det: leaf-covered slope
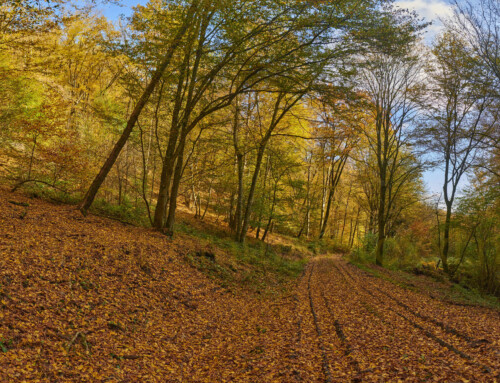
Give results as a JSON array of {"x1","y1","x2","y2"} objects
[
  {"x1": 0, "y1": 190, "x2": 301, "y2": 381},
  {"x1": 0, "y1": 189, "x2": 499, "y2": 382}
]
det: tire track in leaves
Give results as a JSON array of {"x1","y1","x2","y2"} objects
[
  {"x1": 337, "y1": 261, "x2": 472, "y2": 358},
  {"x1": 324, "y1": 258, "x2": 489, "y2": 380},
  {"x1": 287, "y1": 262, "x2": 334, "y2": 382},
  {"x1": 306, "y1": 264, "x2": 333, "y2": 382},
  {"x1": 304, "y1": 258, "x2": 367, "y2": 381},
  {"x1": 352, "y1": 264, "x2": 500, "y2": 340},
  {"x1": 341, "y1": 262, "x2": 473, "y2": 341},
  {"x1": 342, "y1": 263, "x2": 496, "y2": 353},
  {"x1": 363, "y1": 269, "x2": 500, "y2": 352},
  {"x1": 284, "y1": 277, "x2": 306, "y2": 381},
  {"x1": 317, "y1": 258, "x2": 437, "y2": 380},
  {"x1": 336, "y1": 259, "x2": 498, "y2": 376},
  {"x1": 318, "y1": 283, "x2": 364, "y2": 382}
]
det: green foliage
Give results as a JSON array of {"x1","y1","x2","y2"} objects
[
  {"x1": 350, "y1": 231, "x2": 424, "y2": 271},
  {"x1": 451, "y1": 180, "x2": 500, "y2": 296},
  {"x1": 176, "y1": 219, "x2": 306, "y2": 294},
  {"x1": 91, "y1": 197, "x2": 150, "y2": 227},
  {"x1": 19, "y1": 181, "x2": 80, "y2": 204},
  {"x1": 306, "y1": 238, "x2": 350, "y2": 256},
  {"x1": 350, "y1": 232, "x2": 377, "y2": 263},
  {"x1": 383, "y1": 236, "x2": 420, "y2": 270}
]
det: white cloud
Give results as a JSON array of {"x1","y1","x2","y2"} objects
[{"x1": 395, "y1": 0, "x2": 454, "y2": 43}]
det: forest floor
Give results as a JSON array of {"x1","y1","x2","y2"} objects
[{"x1": 1, "y1": 188, "x2": 499, "y2": 382}]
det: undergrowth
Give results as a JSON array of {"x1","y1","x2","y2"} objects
[
  {"x1": 15, "y1": 183, "x2": 308, "y2": 295},
  {"x1": 176, "y1": 220, "x2": 307, "y2": 295},
  {"x1": 349, "y1": 256, "x2": 500, "y2": 310}
]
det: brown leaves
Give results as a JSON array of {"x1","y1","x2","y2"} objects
[{"x1": 0, "y1": 188, "x2": 499, "y2": 382}]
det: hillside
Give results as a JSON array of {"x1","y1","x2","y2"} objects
[{"x1": 1, "y1": 189, "x2": 499, "y2": 382}]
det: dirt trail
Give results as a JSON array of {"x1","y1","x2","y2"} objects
[
  {"x1": 1, "y1": 193, "x2": 499, "y2": 382},
  {"x1": 291, "y1": 256, "x2": 500, "y2": 382}
]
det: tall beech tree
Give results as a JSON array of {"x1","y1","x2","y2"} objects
[
  {"x1": 425, "y1": 31, "x2": 497, "y2": 272},
  {"x1": 79, "y1": 0, "x2": 394, "y2": 236},
  {"x1": 79, "y1": 0, "x2": 199, "y2": 215},
  {"x1": 359, "y1": 51, "x2": 424, "y2": 266},
  {"x1": 152, "y1": 0, "x2": 381, "y2": 236}
]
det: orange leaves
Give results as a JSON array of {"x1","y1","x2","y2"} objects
[{"x1": 0, "y1": 188, "x2": 499, "y2": 382}]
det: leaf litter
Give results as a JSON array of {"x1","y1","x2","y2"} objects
[{"x1": 0, "y1": 189, "x2": 499, "y2": 382}]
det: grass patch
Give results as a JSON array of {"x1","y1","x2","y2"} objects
[
  {"x1": 176, "y1": 220, "x2": 307, "y2": 295},
  {"x1": 349, "y1": 258, "x2": 500, "y2": 310},
  {"x1": 20, "y1": 181, "x2": 81, "y2": 205},
  {"x1": 448, "y1": 284, "x2": 500, "y2": 310},
  {"x1": 91, "y1": 198, "x2": 150, "y2": 227}
]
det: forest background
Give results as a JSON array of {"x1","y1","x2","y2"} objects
[{"x1": 1, "y1": 0, "x2": 498, "y2": 296}]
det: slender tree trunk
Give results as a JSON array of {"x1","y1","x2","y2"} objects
[
  {"x1": 442, "y1": 202, "x2": 452, "y2": 273},
  {"x1": 164, "y1": 134, "x2": 187, "y2": 235},
  {"x1": 340, "y1": 184, "x2": 352, "y2": 243},
  {"x1": 319, "y1": 157, "x2": 347, "y2": 239},
  {"x1": 153, "y1": 56, "x2": 191, "y2": 228},
  {"x1": 262, "y1": 179, "x2": 278, "y2": 242},
  {"x1": 201, "y1": 182, "x2": 212, "y2": 220},
  {"x1": 375, "y1": 181, "x2": 386, "y2": 266},
  {"x1": 319, "y1": 156, "x2": 328, "y2": 232},
  {"x1": 255, "y1": 155, "x2": 270, "y2": 239},
  {"x1": 297, "y1": 160, "x2": 312, "y2": 238},
  {"x1": 238, "y1": 143, "x2": 267, "y2": 243},
  {"x1": 191, "y1": 164, "x2": 199, "y2": 217},
  {"x1": 306, "y1": 207, "x2": 310, "y2": 237},
  {"x1": 319, "y1": 178, "x2": 334, "y2": 239},
  {"x1": 262, "y1": 218, "x2": 273, "y2": 242},
  {"x1": 79, "y1": 2, "x2": 197, "y2": 215},
  {"x1": 349, "y1": 207, "x2": 360, "y2": 248},
  {"x1": 231, "y1": 103, "x2": 244, "y2": 235},
  {"x1": 153, "y1": 148, "x2": 177, "y2": 227},
  {"x1": 228, "y1": 192, "x2": 235, "y2": 228},
  {"x1": 234, "y1": 152, "x2": 244, "y2": 236},
  {"x1": 237, "y1": 91, "x2": 301, "y2": 242}
]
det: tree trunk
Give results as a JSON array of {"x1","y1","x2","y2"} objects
[
  {"x1": 234, "y1": 152, "x2": 244, "y2": 236},
  {"x1": 201, "y1": 181, "x2": 212, "y2": 220},
  {"x1": 79, "y1": 2, "x2": 197, "y2": 215},
  {"x1": 319, "y1": 157, "x2": 347, "y2": 239},
  {"x1": 319, "y1": 184, "x2": 334, "y2": 239},
  {"x1": 231, "y1": 102, "x2": 244, "y2": 235},
  {"x1": 441, "y1": 203, "x2": 452, "y2": 273},
  {"x1": 349, "y1": 208, "x2": 360, "y2": 248},
  {"x1": 255, "y1": 155, "x2": 270, "y2": 239},
  {"x1": 375, "y1": 148, "x2": 387, "y2": 266},
  {"x1": 153, "y1": 147, "x2": 178, "y2": 228},
  {"x1": 262, "y1": 179, "x2": 278, "y2": 242},
  {"x1": 164, "y1": 134, "x2": 187, "y2": 235},
  {"x1": 375, "y1": 192, "x2": 386, "y2": 266},
  {"x1": 340, "y1": 184, "x2": 352, "y2": 243},
  {"x1": 238, "y1": 144, "x2": 266, "y2": 243}
]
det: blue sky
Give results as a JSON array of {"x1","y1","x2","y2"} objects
[
  {"x1": 98, "y1": 0, "x2": 145, "y2": 20},
  {"x1": 99, "y1": 0, "x2": 455, "y2": 35},
  {"x1": 97, "y1": 0, "x2": 458, "y2": 198}
]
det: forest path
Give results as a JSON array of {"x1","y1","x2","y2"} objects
[
  {"x1": 289, "y1": 255, "x2": 500, "y2": 382},
  {"x1": 1, "y1": 191, "x2": 499, "y2": 382}
]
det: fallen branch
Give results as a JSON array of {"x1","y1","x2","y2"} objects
[
  {"x1": 8, "y1": 200, "x2": 29, "y2": 207},
  {"x1": 11, "y1": 179, "x2": 69, "y2": 194}
]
